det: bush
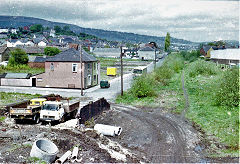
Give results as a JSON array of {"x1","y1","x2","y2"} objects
[
  {"x1": 215, "y1": 68, "x2": 239, "y2": 107},
  {"x1": 44, "y1": 47, "x2": 61, "y2": 56},
  {"x1": 163, "y1": 54, "x2": 184, "y2": 73},
  {"x1": 9, "y1": 48, "x2": 28, "y2": 66},
  {"x1": 154, "y1": 66, "x2": 174, "y2": 85},
  {"x1": 130, "y1": 75, "x2": 156, "y2": 98},
  {"x1": 188, "y1": 60, "x2": 220, "y2": 78},
  {"x1": 180, "y1": 50, "x2": 200, "y2": 62}
]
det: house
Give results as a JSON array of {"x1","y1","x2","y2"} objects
[
  {"x1": 33, "y1": 38, "x2": 48, "y2": 47},
  {"x1": 210, "y1": 49, "x2": 240, "y2": 66},
  {"x1": 50, "y1": 29, "x2": 56, "y2": 37},
  {"x1": 7, "y1": 39, "x2": 34, "y2": 47},
  {"x1": 0, "y1": 29, "x2": 9, "y2": 34},
  {"x1": 0, "y1": 46, "x2": 9, "y2": 62},
  {"x1": 138, "y1": 46, "x2": 158, "y2": 60},
  {"x1": 200, "y1": 45, "x2": 225, "y2": 58},
  {"x1": 36, "y1": 48, "x2": 100, "y2": 89},
  {"x1": 10, "y1": 29, "x2": 17, "y2": 34},
  {"x1": 0, "y1": 34, "x2": 7, "y2": 39}
]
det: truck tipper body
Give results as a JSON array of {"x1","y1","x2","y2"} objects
[
  {"x1": 40, "y1": 100, "x2": 80, "y2": 122},
  {"x1": 9, "y1": 98, "x2": 47, "y2": 123}
]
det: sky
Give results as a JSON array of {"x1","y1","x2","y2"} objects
[{"x1": 0, "y1": 0, "x2": 239, "y2": 42}]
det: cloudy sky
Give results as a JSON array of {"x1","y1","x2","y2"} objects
[{"x1": 0, "y1": 0, "x2": 239, "y2": 42}]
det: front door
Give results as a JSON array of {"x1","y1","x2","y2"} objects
[
  {"x1": 32, "y1": 78, "x2": 36, "y2": 87},
  {"x1": 88, "y1": 75, "x2": 91, "y2": 86}
]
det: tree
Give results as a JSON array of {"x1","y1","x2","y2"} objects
[
  {"x1": 54, "y1": 26, "x2": 62, "y2": 33},
  {"x1": 44, "y1": 47, "x2": 61, "y2": 56},
  {"x1": 63, "y1": 26, "x2": 70, "y2": 31},
  {"x1": 8, "y1": 48, "x2": 28, "y2": 66},
  {"x1": 164, "y1": 32, "x2": 171, "y2": 52},
  {"x1": 30, "y1": 24, "x2": 43, "y2": 33}
]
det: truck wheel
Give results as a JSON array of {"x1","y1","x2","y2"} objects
[
  {"x1": 33, "y1": 114, "x2": 40, "y2": 124},
  {"x1": 60, "y1": 116, "x2": 65, "y2": 123},
  {"x1": 15, "y1": 119, "x2": 20, "y2": 124}
]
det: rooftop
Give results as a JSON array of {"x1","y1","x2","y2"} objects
[
  {"x1": 210, "y1": 49, "x2": 240, "y2": 60},
  {"x1": 46, "y1": 48, "x2": 97, "y2": 62}
]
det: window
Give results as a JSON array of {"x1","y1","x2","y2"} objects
[
  {"x1": 93, "y1": 63, "x2": 96, "y2": 70},
  {"x1": 37, "y1": 78, "x2": 43, "y2": 82},
  {"x1": 94, "y1": 75, "x2": 96, "y2": 81},
  {"x1": 72, "y1": 63, "x2": 78, "y2": 72},
  {"x1": 50, "y1": 63, "x2": 54, "y2": 71},
  {"x1": 88, "y1": 63, "x2": 90, "y2": 69}
]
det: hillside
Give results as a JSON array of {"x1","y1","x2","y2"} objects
[{"x1": 0, "y1": 15, "x2": 195, "y2": 47}]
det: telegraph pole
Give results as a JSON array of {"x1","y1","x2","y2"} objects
[
  {"x1": 120, "y1": 46, "x2": 123, "y2": 96},
  {"x1": 80, "y1": 44, "x2": 83, "y2": 96},
  {"x1": 154, "y1": 47, "x2": 156, "y2": 69}
]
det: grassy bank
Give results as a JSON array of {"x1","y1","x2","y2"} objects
[
  {"x1": 0, "y1": 65, "x2": 44, "y2": 75},
  {"x1": 0, "y1": 92, "x2": 42, "y2": 106},
  {"x1": 116, "y1": 52, "x2": 239, "y2": 156}
]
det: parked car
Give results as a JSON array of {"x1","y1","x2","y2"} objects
[{"x1": 100, "y1": 80, "x2": 110, "y2": 88}]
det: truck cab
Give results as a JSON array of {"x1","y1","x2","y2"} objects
[
  {"x1": 40, "y1": 101, "x2": 65, "y2": 122},
  {"x1": 133, "y1": 66, "x2": 147, "y2": 78}
]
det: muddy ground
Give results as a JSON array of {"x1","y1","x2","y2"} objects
[{"x1": 0, "y1": 103, "x2": 239, "y2": 163}]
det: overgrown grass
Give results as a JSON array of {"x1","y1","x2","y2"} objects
[
  {"x1": 0, "y1": 65, "x2": 44, "y2": 75},
  {"x1": 116, "y1": 51, "x2": 239, "y2": 156},
  {"x1": 116, "y1": 53, "x2": 185, "y2": 109},
  {"x1": 0, "y1": 92, "x2": 42, "y2": 106},
  {"x1": 184, "y1": 62, "x2": 239, "y2": 154},
  {"x1": 187, "y1": 60, "x2": 220, "y2": 78}
]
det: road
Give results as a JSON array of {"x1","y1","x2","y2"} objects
[{"x1": 0, "y1": 56, "x2": 166, "y2": 100}]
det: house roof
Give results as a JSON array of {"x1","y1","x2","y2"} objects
[
  {"x1": 210, "y1": 49, "x2": 240, "y2": 60},
  {"x1": 139, "y1": 46, "x2": 154, "y2": 51},
  {"x1": 8, "y1": 47, "x2": 45, "y2": 54},
  {"x1": 0, "y1": 73, "x2": 7, "y2": 78},
  {"x1": 46, "y1": 48, "x2": 97, "y2": 62},
  {"x1": 0, "y1": 46, "x2": 7, "y2": 53},
  {"x1": 34, "y1": 56, "x2": 48, "y2": 62},
  {"x1": 5, "y1": 73, "x2": 32, "y2": 79}
]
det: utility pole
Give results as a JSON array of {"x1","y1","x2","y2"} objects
[
  {"x1": 80, "y1": 44, "x2": 83, "y2": 96},
  {"x1": 120, "y1": 46, "x2": 123, "y2": 96},
  {"x1": 154, "y1": 47, "x2": 156, "y2": 69}
]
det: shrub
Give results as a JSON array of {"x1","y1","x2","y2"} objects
[
  {"x1": 130, "y1": 75, "x2": 156, "y2": 98},
  {"x1": 163, "y1": 54, "x2": 184, "y2": 73},
  {"x1": 188, "y1": 60, "x2": 220, "y2": 78},
  {"x1": 215, "y1": 68, "x2": 239, "y2": 107},
  {"x1": 44, "y1": 47, "x2": 61, "y2": 56},
  {"x1": 180, "y1": 50, "x2": 200, "y2": 62},
  {"x1": 154, "y1": 66, "x2": 174, "y2": 85},
  {"x1": 9, "y1": 48, "x2": 28, "y2": 66}
]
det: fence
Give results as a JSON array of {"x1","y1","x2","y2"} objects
[{"x1": 79, "y1": 98, "x2": 110, "y2": 124}]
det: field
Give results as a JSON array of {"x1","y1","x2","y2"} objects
[{"x1": 97, "y1": 57, "x2": 151, "y2": 81}]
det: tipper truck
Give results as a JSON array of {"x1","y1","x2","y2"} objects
[
  {"x1": 9, "y1": 98, "x2": 47, "y2": 123},
  {"x1": 40, "y1": 100, "x2": 80, "y2": 123}
]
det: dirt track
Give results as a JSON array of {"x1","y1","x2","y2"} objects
[{"x1": 96, "y1": 103, "x2": 205, "y2": 163}]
